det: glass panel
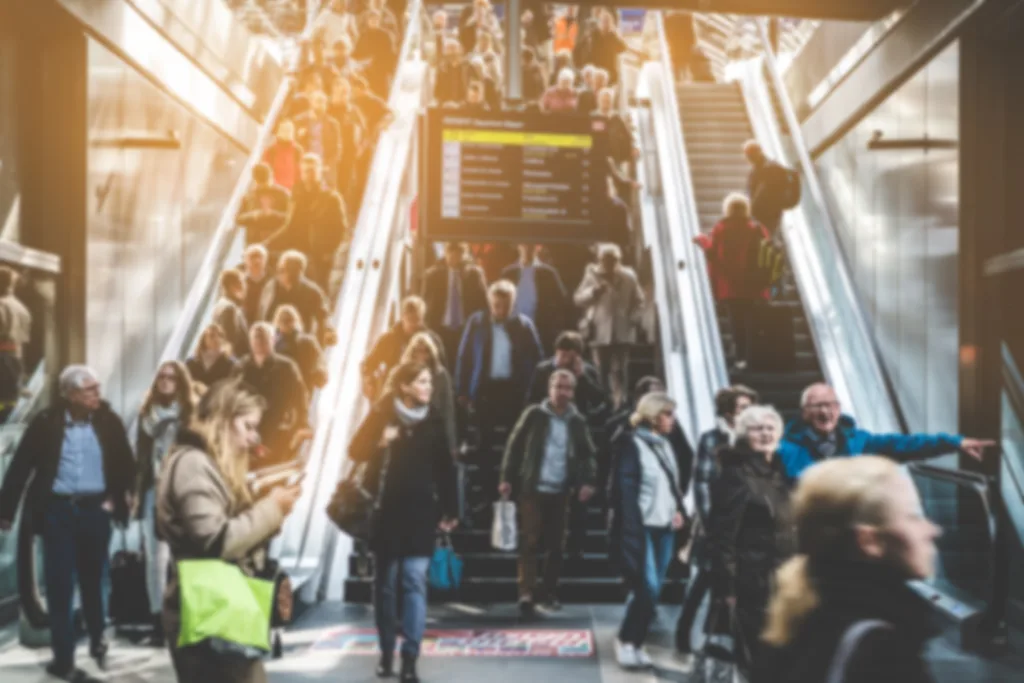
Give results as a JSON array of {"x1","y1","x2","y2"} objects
[
  {"x1": 909, "y1": 469, "x2": 993, "y2": 607},
  {"x1": 0, "y1": 18, "x2": 18, "y2": 241}
]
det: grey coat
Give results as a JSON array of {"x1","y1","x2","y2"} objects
[{"x1": 573, "y1": 264, "x2": 644, "y2": 346}]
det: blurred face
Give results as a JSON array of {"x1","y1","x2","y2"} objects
[
  {"x1": 245, "y1": 251, "x2": 266, "y2": 279},
  {"x1": 599, "y1": 12, "x2": 613, "y2": 31},
  {"x1": 70, "y1": 376, "x2": 102, "y2": 412},
  {"x1": 231, "y1": 408, "x2": 263, "y2": 453},
  {"x1": 278, "y1": 313, "x2": 298, "y2": 335},
  {"x1": 445, "y1": 248, "x2": 464, "y2": 268},
  {"x1": 411, "y1": 345, "x2": 431, "y2": 366},
  {"x1": 312, "y1": 93, "x2": 328, "y2": 115},
  {"x1": 250, "y1": 330, "x2": 273, "y2": 359},
  {"x1": 583, "y1": 69, "x2": 596, "y2": 90},
  {"x1": 467, "y1": 86, "x2": 483, "y2": 104},
  {"x1": 600, "y1": 252, "x2": 619, "y2": 272},
  {"x1": 594, "y1": 72, "x2": 609, "y2": 91},
  {"x1": 597, "y1": 90, "x2": 614, "y2": 112},
  {"x1": 444, "y1": 42, "x2": 460, "y2": 61},
  {"x1": 300, "y1": 161, "x2": 321, "y2": 185},
  {"x1": 277, "y1": 262, "x2": 298, "y2": 287},
  {"x1": 745, "y1": 144, "x2": 764, "y2": 166},
  {"x1": 880, "y1": 475, "x2": 942, "y2": 579},
  {"x1": 334, "y1": 41, "x2": 351, "y2": 59},
  {"x1": 554, "y1": 348, "x2": 578, "y2": 368},
  {"x1": 728, "y1": 394, "x2": 753, "y2": 423},
  {"x1": 401, "y1": 309, "x2": 422, "y2": 334},
  {"x1": 802, "y1": 385, "x2": 841, "y2": 435},
  {"x1": 403, "y1": 369, "x2": 433, "y2": 406},
  {"x1": 155, "y1": 364, "x2": 178, "y2": 397},
  {"x1": 203, "y1": 328, "x2": 225, "y2": 353},
  {"x1": 368, "y1": 14, "x2": 381, "y2": 30},
  {"x1": 549, "y1": 375, "x2": 575, "y2": 410},
  {"x1": 654, "y1": 408, "x2": 675, "y2": 435},
  {"x1": 746, "y1": 418, "x2": 781, "y2": 454},
  {"x1": 558, "y1": 73, "x2": 573, "y2": 90},
  {"x1": 333, "y1": 79, "x2": 351, "y2": 103},
  {"x1": 489, "y1": 293, "x2": 512, "y2": 321},
  {"x1": 277, "y1": 120, "x2": 295, "y2": 142}
]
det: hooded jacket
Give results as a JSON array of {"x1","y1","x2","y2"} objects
[
  {"x1": 499, "y1": 400, "x2": 597, "y2": 499},
  {"x1": 779, "y1": 415, "x2": 963, "y2": 480}
]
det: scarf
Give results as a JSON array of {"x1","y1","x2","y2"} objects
[
  {"x1": 393, "y1": 397, "x2": 429, "y2": 427},
  {"x1": 717, "y1": 417, "x2": 738, "y2": 446},
  {"x1": 142, "y1": 401, "x2": 182, "y2": 474},
  {"x1": 634, "y1": 425, "x2": 683, "y2": 500}
]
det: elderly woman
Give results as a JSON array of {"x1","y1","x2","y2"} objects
[
  {"x1": 541, "y1": 67, "x2": 580, "y2": 113},
  {"x1": 608, "y1": 392, "x2": 687, "y2": 670},
  {"x1": 694, "y1": 193, "x2": 771, "y2": 372},
  {"x1": 708, "y1": 404, "x2": 796, "y2": 671}
]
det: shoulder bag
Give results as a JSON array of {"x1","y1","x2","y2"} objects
[{"x1": 325, "y1": 441, "x2": 392, "y2": 542}]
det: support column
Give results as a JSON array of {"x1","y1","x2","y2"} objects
[
  {"x1": 13, "y1": 1, "x2": 88, "y2": 370},
  {"x1": 506, "y1": 0, "x2": 522, "y2": 101}
]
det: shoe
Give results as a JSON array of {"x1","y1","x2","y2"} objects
[
  {"x1": 539, "y1": 597, "x2": 561, "y2": 612},
  {"x1": 376, "y1": 653, "x2": 394, "y2": 678},
  {"x1": 635, "y1": 647, "x2": 653, "y2": 669},
  {"x1": 45, "y1": 661, "x2": 75, "y2": 680},
  {"x1": 399, "y1": 654, "x2": 419, "y2": 683},
  {"x1": 615, "y1": 640, "x2": 639, "y2": 669},
  {"x1": 90, "y1": 641, "x2": 108, "y2": 671},
  {"x1": 148, "y1": 613, "x2": 165, "y2": 648},
  {"x1": 518, "y1": 598, "x2": 536, "y2": 618}
]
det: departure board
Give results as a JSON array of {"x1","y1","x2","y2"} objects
[{"x1": 422, "y1": 109, "x2": 611, "y2": 243}]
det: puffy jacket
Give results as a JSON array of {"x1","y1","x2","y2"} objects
[{"x1": 779, "y1": 415, "x2": 963, "y2": 480}]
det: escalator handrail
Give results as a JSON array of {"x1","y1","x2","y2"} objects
[
  {"x1": 652, "y1": 13, "x2": 730, "y2": 420},
  {"x1": 748, "y1": 21, "x2": 900, "y2": 434},
  {"x1": 999, "y1": 344, "x2": 1024, "y2": 534}
]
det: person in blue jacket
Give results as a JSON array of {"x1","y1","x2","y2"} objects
[{"x1": 779, "y1": 383, "x2": 993, "y2": 480}]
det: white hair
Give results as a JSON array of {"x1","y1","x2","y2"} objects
[
  {"x1": 800, "y1": 383, "x2": 836, "y2": 408},
  {"x1": 735, "y1": 405, "x2": 784, "y2": 441},
  {"x1": 598, "y1": 242, "x2": 622, "y2": 261},
  {"x1": 557, "y1": 67, "x2": 575, "y2": 86},
  {"x1": 59, "y1": 365, "x2": 99, "y2": 398}
]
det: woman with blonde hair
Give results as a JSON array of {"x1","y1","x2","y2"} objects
[
  {"x1": 157, "y1": 379, "x2": 302, "y2": 682},
  {"x1": 708, "y1": 404, "x2": 795, "y2": 672},
  {"x1": 273, "y1": 304, "x2": 327, "y2": 390},
  {"x1": 753, "y1": 457, "x2": 941, "y2": 683},
  {"x1": 394, "y1": 331, "x2": 457, "y2": 458},
  {"x1": 185, "y1": 323, "x2": 240, "y2": 391},
  {"x1": 607, "y1": 391, "x2": 687, "y2": 669},
  {"x1": 693, "y1": 192, "x2": 771, "y2": 372}
]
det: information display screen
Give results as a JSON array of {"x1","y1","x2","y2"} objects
[{"x1": 422, "y1": 109, "x2": 611, "y2": 243}]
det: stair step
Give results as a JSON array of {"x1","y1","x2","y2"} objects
[{"x1": 344, "y1": 576, "x2": 687, "y2": 604}]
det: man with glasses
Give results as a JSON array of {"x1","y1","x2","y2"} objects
[
  {"x1": 0, "y1": 365, "x2": 135, "y2": 679},
  {"x1": 779, "y1": 382, "x2": 993, "y2": 479}
]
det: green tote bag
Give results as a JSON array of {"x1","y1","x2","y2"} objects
[{"x1": 176, "y1": 559, "x2": 275, "y2": 656}]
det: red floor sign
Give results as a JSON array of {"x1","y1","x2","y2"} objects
[{"x1": 311, "y1": 628, "x2": 595, "y2": 658}]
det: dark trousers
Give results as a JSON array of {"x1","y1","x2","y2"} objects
[
  {"x1": 472, "y1": 379, "x2": 523, "y2": 518},
  {"x1": 42, "y1": 497, "x2": 111, "y2": 668},
  {"x1": 439, "y1": 326, "x2": 464, "y2": 374},
  {"x1": 725, "y1": 299, "x2": 757, "y2": 365},
  {"x1": 676, "y1": 561, "x2": 712, "y2": 653},
  {"x1": 518, "y1": 493, "x2": 569, "y2": 601}
]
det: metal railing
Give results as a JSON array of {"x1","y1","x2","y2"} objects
[{"x1": 737, "y1": 20, "x2": 901, "y2": 434}]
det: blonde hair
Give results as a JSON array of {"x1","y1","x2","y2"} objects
[
  {"x1": 629, "y1": 392, "x2": 675, "y2": 428},
  {"x1": 273, "y1": 304, "x2": 304, "y2": 333},
  {"x1": 189, "y1": 379, "x2": 267, "y2": 510},
  {"x1": 722, "y1": 192, "x2": 751, "y2": 219},
  {"x1": 762, "y1": 457, "x2": 902, "y2": 646},
  {"x1": 399, "y1": 332, "x2": 442, "y2": 374}
]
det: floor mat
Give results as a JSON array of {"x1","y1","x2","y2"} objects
[{"x1": 310, "y1": 627, "x2": 595, "y2": 658}]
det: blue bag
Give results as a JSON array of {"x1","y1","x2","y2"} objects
[{"x1": 428, "y1": 535, "x2": 463, "y2": 592}]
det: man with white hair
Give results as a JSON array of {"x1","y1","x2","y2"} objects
[
  {"x1": 779, "y1": 382, "x2": 993, "y2": 479},
  {"x1": 540, "y1": 67, "x2": 580, "y2": 113},
  {"x1": 0, "y1": 365, "x2": 134, "y2": 678}
]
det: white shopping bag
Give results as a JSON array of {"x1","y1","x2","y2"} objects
[{"x1": 491, "y1": 500, "x2": 517, "y2": 552}]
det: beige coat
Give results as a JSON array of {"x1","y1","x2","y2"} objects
[
  {"x1": 574, "y1": 264, "x2": 645, "y2": 346},
  {"x1": 156, "y1": 440, "x2": 284, "y2": 683}
]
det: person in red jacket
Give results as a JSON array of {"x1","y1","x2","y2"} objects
[{"x1": 694, "y1": 193, "x2": 770, "y2": 372}]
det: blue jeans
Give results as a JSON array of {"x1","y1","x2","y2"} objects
[
  {"x1": 42, "y1": 497, "x2": 111, "y2": 667},
  {"x1": 618, "y1": 526, "x2": 674, "y2": 646},
  {"x1": 374, "y1": 556, "x2": 430, "y2": 659}
]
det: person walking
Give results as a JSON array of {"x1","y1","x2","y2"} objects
[
  {"x1": 574, "y1": 243, "x2": 644, "y2": 409},
  {"x1": 608, "y1": 392, "x2": 687, "y2": 669},
  {"x1": 693, "y1": 193, "x2": 771, "y2": 372},
  {"x1": 273, "y1": 304, "x2": 328, "y2": 391},
  {"x1": 499, "y1": 369, "x2": 598, "y2": 615},
  {"x1": 501, "y1": 244, "x2": 569, "y2": 355},
  {"x1": 0, "y1": 265, "x2": 31, "y2": 421},
  {"x1": 709, "y1": 404, "x2": 796, "y2": 673},
  {"x1": 134, "y1": 361, "x2": 196, "y2": 646},
  {"x1": 676, "y1": 385, "x2": 758, "y2": 655},
  {"x1": 743, "y1": 140, "x2": 791, "y2": 238},
  {"x1": 0, "y1": 365, "x2": 135, "y2": 679},
  {"x1": 422, "y1": 242, "x2": 488, "y2": 365},
  {"x1": 754, "y1": 457, "x2": 943, "y2": 683},
  {"x1": 348, "y1": 362, "x2": 459, "y2": 683},
  {"x1": 236, "y1": 162, "x2": 290, "y2": 247},
  {"x1": 157, "y1": 379, "x2": 302, "y2": 683},
  {"x1": 186, "y1": 323, "x2": 240, "y2": 392},
  {"x1": 399, "y1": 332, "x2": 458, "y2": 462},
  {"x1": 362, "y1": 296, "x2": 447, "y2": 399},
  {"x1": 213, "y1": 268, "x2": 251, "y2": 359}
]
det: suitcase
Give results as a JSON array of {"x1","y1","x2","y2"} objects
[{"x1": 748, "y1": 303, "x2": 796, "y2": 372}]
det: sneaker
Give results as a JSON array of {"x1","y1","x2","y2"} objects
[
  {"x1": 615, "y1": 640, "x2": 639, "y2": 669},
  {"x1": 90, "y1": 641, "x2": 108, "y2": 671},
  {"x1": 45, "y1": 662, "x2": 75, "y2": 681},
  {"x1": 635, "y1": 647, "x2": 654, "y2": 669}
]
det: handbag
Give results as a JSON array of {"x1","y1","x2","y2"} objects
[
  {"x1": 427, "y1": 534, "x2": 463, "y2": 592},
  {"x1": 109, "y1": 528, "x2": 151, "y2": 628},
  {"x1": 325, "y1": 444, "x2": 392, "y2": 541},
  {"x1": 491, "y1": 500, "x2": 517, "y2": 552},
  {"x1": 693, "y1": 600, "x2": 742, "y2": 683}
]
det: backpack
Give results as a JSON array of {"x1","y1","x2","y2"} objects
[
  {"x1": 750, "y1": 238, "x2": 786, "y2": 290},
  {"x1": 781, "y1": 168, "x2": 802, "y2": 210}
]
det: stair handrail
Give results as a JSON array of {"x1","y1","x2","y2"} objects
[
  {"x1": 743, "y1": 19, "x2": 900, "y2": 434},
  {"x1": 649, "y1": 12, "x2": 729, "y2": 444}
]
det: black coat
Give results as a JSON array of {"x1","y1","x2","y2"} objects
[
  {"x1": 235, "y1": 354, "x2": 309, "y2": 458},
  {"x1": 276, "y1": 182, "x2": 349, "y2": 257},
  {"x1": 708, "y1": 445, "x2": 795, "y2": 603},
  {"x1": 0, "y1": 400, "x2": 135, "y2": 528},
  {"x1": 753, "y1": 562, "x2": 940, "y2": 683},
  {"x1": 348, "y1": 395, "x2": 457, "y2": 558},
  {"x1": 276, "y1": 331, "x2": 327, "y2": 390},
  {"x1": 185, "y1": 354, "x2": 240, "y2": 391},
  {"x1": 421, "y1": 263, "x2": 488, "y2": 332},
  {"x1": 500, "y1": 262, "x2": 568, "y2": 354},
  {"x1": 360, "y1": 322, "x2": 447, "y2": 378},
  {"x1": 607, "y1": 428, "x2": 687, "y2": 584}
]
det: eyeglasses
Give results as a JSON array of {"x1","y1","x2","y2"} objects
[{"x1": 805, "y1": 401, "x2": 839, "y2": 411}]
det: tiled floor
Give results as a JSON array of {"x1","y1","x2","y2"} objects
[{"x1": 0, "y1": 603, "x2": 1020, "y2": 682}]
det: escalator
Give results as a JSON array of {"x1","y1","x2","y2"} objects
[{"x1": 676, "y1": 81, "x2": 823, "y2": 421}]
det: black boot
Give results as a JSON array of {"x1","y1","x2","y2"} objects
[
  {"x1": 376, "y1": 651, "x2": 394, "y2": 678},
  {"x1": 400, "y1": 654, "x2": 419, "y2": 683},
  {"x1": 149, "y1": 613, "x2": 165, "y2": 647}
]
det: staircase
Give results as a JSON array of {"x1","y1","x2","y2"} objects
[
  {"x1": 677, "y1": 82, "x2": 823, "y2": 421},
  {"x1": 345, "y1": 340, "x2": 686, "y2": 605}
]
